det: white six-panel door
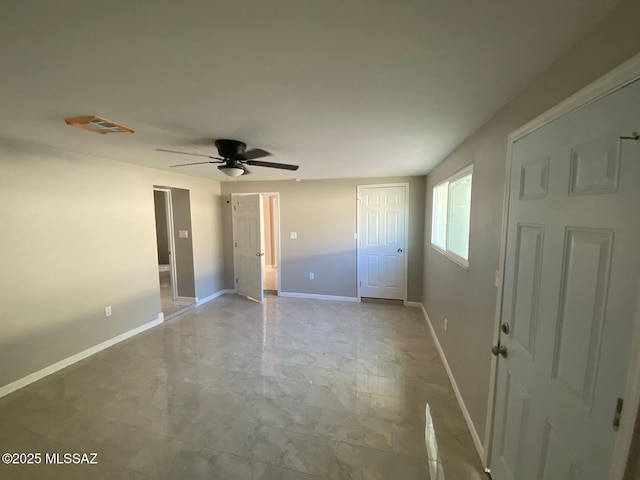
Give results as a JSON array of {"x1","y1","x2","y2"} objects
[
  {"x1": 490, "y1": 80, "x2": 640, "y2": 480},
  {"x1": 358, "y1": 185, "x2": 407, "y2": 300},
  {"x1": 232, "y1": 194, "x2": 264, "y2": 303}
]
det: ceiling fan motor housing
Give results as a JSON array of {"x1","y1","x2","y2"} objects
[{"x1": 215, "y1": 139, "x2": 246, "y2": 159}]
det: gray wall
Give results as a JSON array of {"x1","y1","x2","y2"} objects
[
  {"x1": 169, "y1": 187, "x2": 196, "y2": 298},
  {"x1": 0, "y1": 145, "x2": 225, "y2": 389},
  {"x1": 422, "y1": 0, "x2": 640, "y2": 443},
  {"x1": 221, "y1": 176, "x2": 425, "y2": 301},
  {"x1": 153, "y1": 190, "x2": 170, "y2": 265}
]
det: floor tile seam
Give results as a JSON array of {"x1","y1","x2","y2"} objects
[
  {"x1": 309, "y1": 426, "x2": 396, "y2": 454},
  {"x1": 257, "y1": 461, "x2": 329, "y2": 480},
  {"x1": 220, "y1": 361, "x2": 358, "y2": 384},
  {"x1": 98, "y1": 462, "x2": 148, "y2": 480},
  {"x1": 12, "y1": 423, "x2": 93, "y2": 456},
  {"x1": 330, "y1": 437, "x2": 434, "y2": 462},
  {"x1": 120, "y1": 375, "x2": 315, "y2": 403},
  {"x1": 62, "y1": 407, "x2": 199, "y2": 449},
  {"x1": 257, "y1": 422, "x2": 349, "y2": 453},
  {"x1": 254, "y1": 428, "x2": 338, "y2": 478},
  {"x1": 263, "y1": 408, "x2": 421, "y2": 456}
]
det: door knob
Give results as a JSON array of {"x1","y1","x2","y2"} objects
[
  {"x1": 491, "y1": 345, "x2": 508, "y2": 358},
  {"x1": 397, "y1": 248, "x2": 404, "y2": 253},
  {"x1": 501, "y1": 323, "x2": 510, "y2": 334}
]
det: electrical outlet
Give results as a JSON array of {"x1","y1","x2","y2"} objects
[
  {"x1": 309, "y1": 272, "x2": 314, "y2": 280},
  {"x1": 105, "y1": 306, "x2": 112, "y2": 317},
  {"x1": 444, "y1": 318, "x2": 448, "y2": 332}
]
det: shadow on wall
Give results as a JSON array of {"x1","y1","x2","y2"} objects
[{"x1": 0, "y1": 288, "x2": 161, "y2": 389}]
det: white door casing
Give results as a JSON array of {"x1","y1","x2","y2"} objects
[
  {"x1": 490, "y1": 80, "x2": 640, "y2": 480},
  {"x1": 154, "y1": 188, "x2": 178, "y2": 302},
  {"x1": 358, "y1": 184, "x2": 408, "y2": 301},
  {"x1": 232, "y1": 194, "x2": 264, "y2": 303}
]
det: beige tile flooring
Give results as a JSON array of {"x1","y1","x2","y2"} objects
[
  {"x1": 160, "y1": 271, "x2": 194, "y2": 316},
  {"x1": 0, "y1": 295, "x2": 485, "y2": 479}
]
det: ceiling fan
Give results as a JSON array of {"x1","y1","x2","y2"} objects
[{"x1": 157, "y1": 139, "x2": 299, "y2": 177}]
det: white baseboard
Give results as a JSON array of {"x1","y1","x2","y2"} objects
[
  {"x1": 0, "y1": 314, "x2": 163, "y2": 399},
  {"x1": 176, "y1": 296, "x2": 196, "y2": 302},
  {"x1": 196, "y1": 289, "x2": 236, "y2": 306},
  {"x1": 279, "y1": 292, "x2": 359, "y2": 303},
  {"x1": 404, "y1": 301, "x2": 422, "y2": 307},
  {"x1": 419, "y1": 303, "x2": 485, "y2": 463}
]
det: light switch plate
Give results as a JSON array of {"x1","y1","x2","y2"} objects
[
  {"x1": 179, "y1": 230, "x2": 189, "y2": 239},
  {"x1": 289, "y1": 232, "x2": 297, "y2": 239}
]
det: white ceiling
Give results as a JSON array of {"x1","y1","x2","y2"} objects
[{"x1": 0, "y1": 0, "x2": 619, "y2": 181}]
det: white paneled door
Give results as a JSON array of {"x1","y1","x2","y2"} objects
[
  {"x1": 491, "y1": 80, "x2": 640, "y2": 480},
  {"x1": 232, "y1": 194, "x2": 264, "y2": 303},
  {"x1": 358, "y1": 185, "x2": 407, "y2": 300}
]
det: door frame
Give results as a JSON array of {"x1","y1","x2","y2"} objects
[
  {"x1": 153, "y1": 187, "x2": 178, "y2": 301},
  {"x1": 356, "y1": 182, "x2": 410, "y2": 304},
  {"x1": 484, "y1": 51, "x2": 640, "y2": 477},
  {"x1": 231, "y1": 192, "x2": 282, "y2": 295}
]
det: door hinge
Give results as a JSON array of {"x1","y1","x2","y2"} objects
[
  {"x1": 234, "y1": 242, "x2": 238, "y2": 247},
  {"x1": 235, "y1": 278, "x2": 239, "y2": 284},
  {"x1": 359, "y1": 281, "x2": 362, "y2": 287},
  {"x1": 233, "y1": 205, "x2": 237, "y2": 211},
  {"x1": 613, "y1": 397, "x2": 624, "y2": 430}
]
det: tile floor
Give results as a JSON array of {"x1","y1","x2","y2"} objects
[
  {"x1": 159, "y1": 271, "x2": 194, "y2": 317},
  {"x1": 0, "y1": 295, "x2": 485, "y2": 479}
]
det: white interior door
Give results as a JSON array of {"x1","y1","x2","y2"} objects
[
  {"x1": 490, "y1": 80, "x2": 640, "y2": 480},
  {"x1": 232, "y1": 194, "x2": 264, "y2": 303},
  {"x1": 358, "y1": 185, "x2": 407, "y2": 300}
]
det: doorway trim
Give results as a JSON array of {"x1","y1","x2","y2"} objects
[
  {"x1": 356, "y1": 182, "x2": 410, "y2": 304},
  {"x1": 230, "y1": 192, "x2": 282, "y2": 295},
  {"x1": 484, "y1": 51, "x2": 640, "y2": 476},
  {"x1": 153, "y1": 187, "x2": 178, "y2": 302}
]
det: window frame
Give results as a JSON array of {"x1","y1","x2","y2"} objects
[{"x1": 430, "y1": 164, "x2": 473, "y2": 269}]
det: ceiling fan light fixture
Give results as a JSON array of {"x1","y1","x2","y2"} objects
[{"x1": 218, "y1": 165, "x2": 244, "y2": 177}]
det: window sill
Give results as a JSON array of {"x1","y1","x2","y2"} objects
[{"x1": 431, "y1": 244, "x2": 469, "y2": 270}]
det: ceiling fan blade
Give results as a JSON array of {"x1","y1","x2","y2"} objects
[
  {"x1": 157, "y1": 148, "x2": 221, "y2": 160},
  {"x1": 235, "y1": 148, "x2": 272, "y2": 161},
  {"x1": 170, "y1": 161, "x2": 219, "y2": 167},
  {"x1": 245, "y1": 160, "x2": 299, "y2": 171}
]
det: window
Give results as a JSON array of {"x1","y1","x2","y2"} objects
[{"x1": 431, "y1": 165, "x2": 473, "y2": 267}]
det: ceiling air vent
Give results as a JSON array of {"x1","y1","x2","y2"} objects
[{"x1": 64, "y1": 116, "x2": 134, "y2": 135}]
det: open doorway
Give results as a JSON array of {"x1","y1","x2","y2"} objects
[
  {"x1": 262, "y1": 194, "x2": 279, "y2": 294},
  {"x1": 153, "y1": 187, "x2": 196, "y2": 318},
  {"x1": 231, "y1": 192, "x2": 280, "y2": 303}
]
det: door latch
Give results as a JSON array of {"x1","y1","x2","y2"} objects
[{"x1": 491, "y1": 344, "x2": 508, "y2": 358}]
